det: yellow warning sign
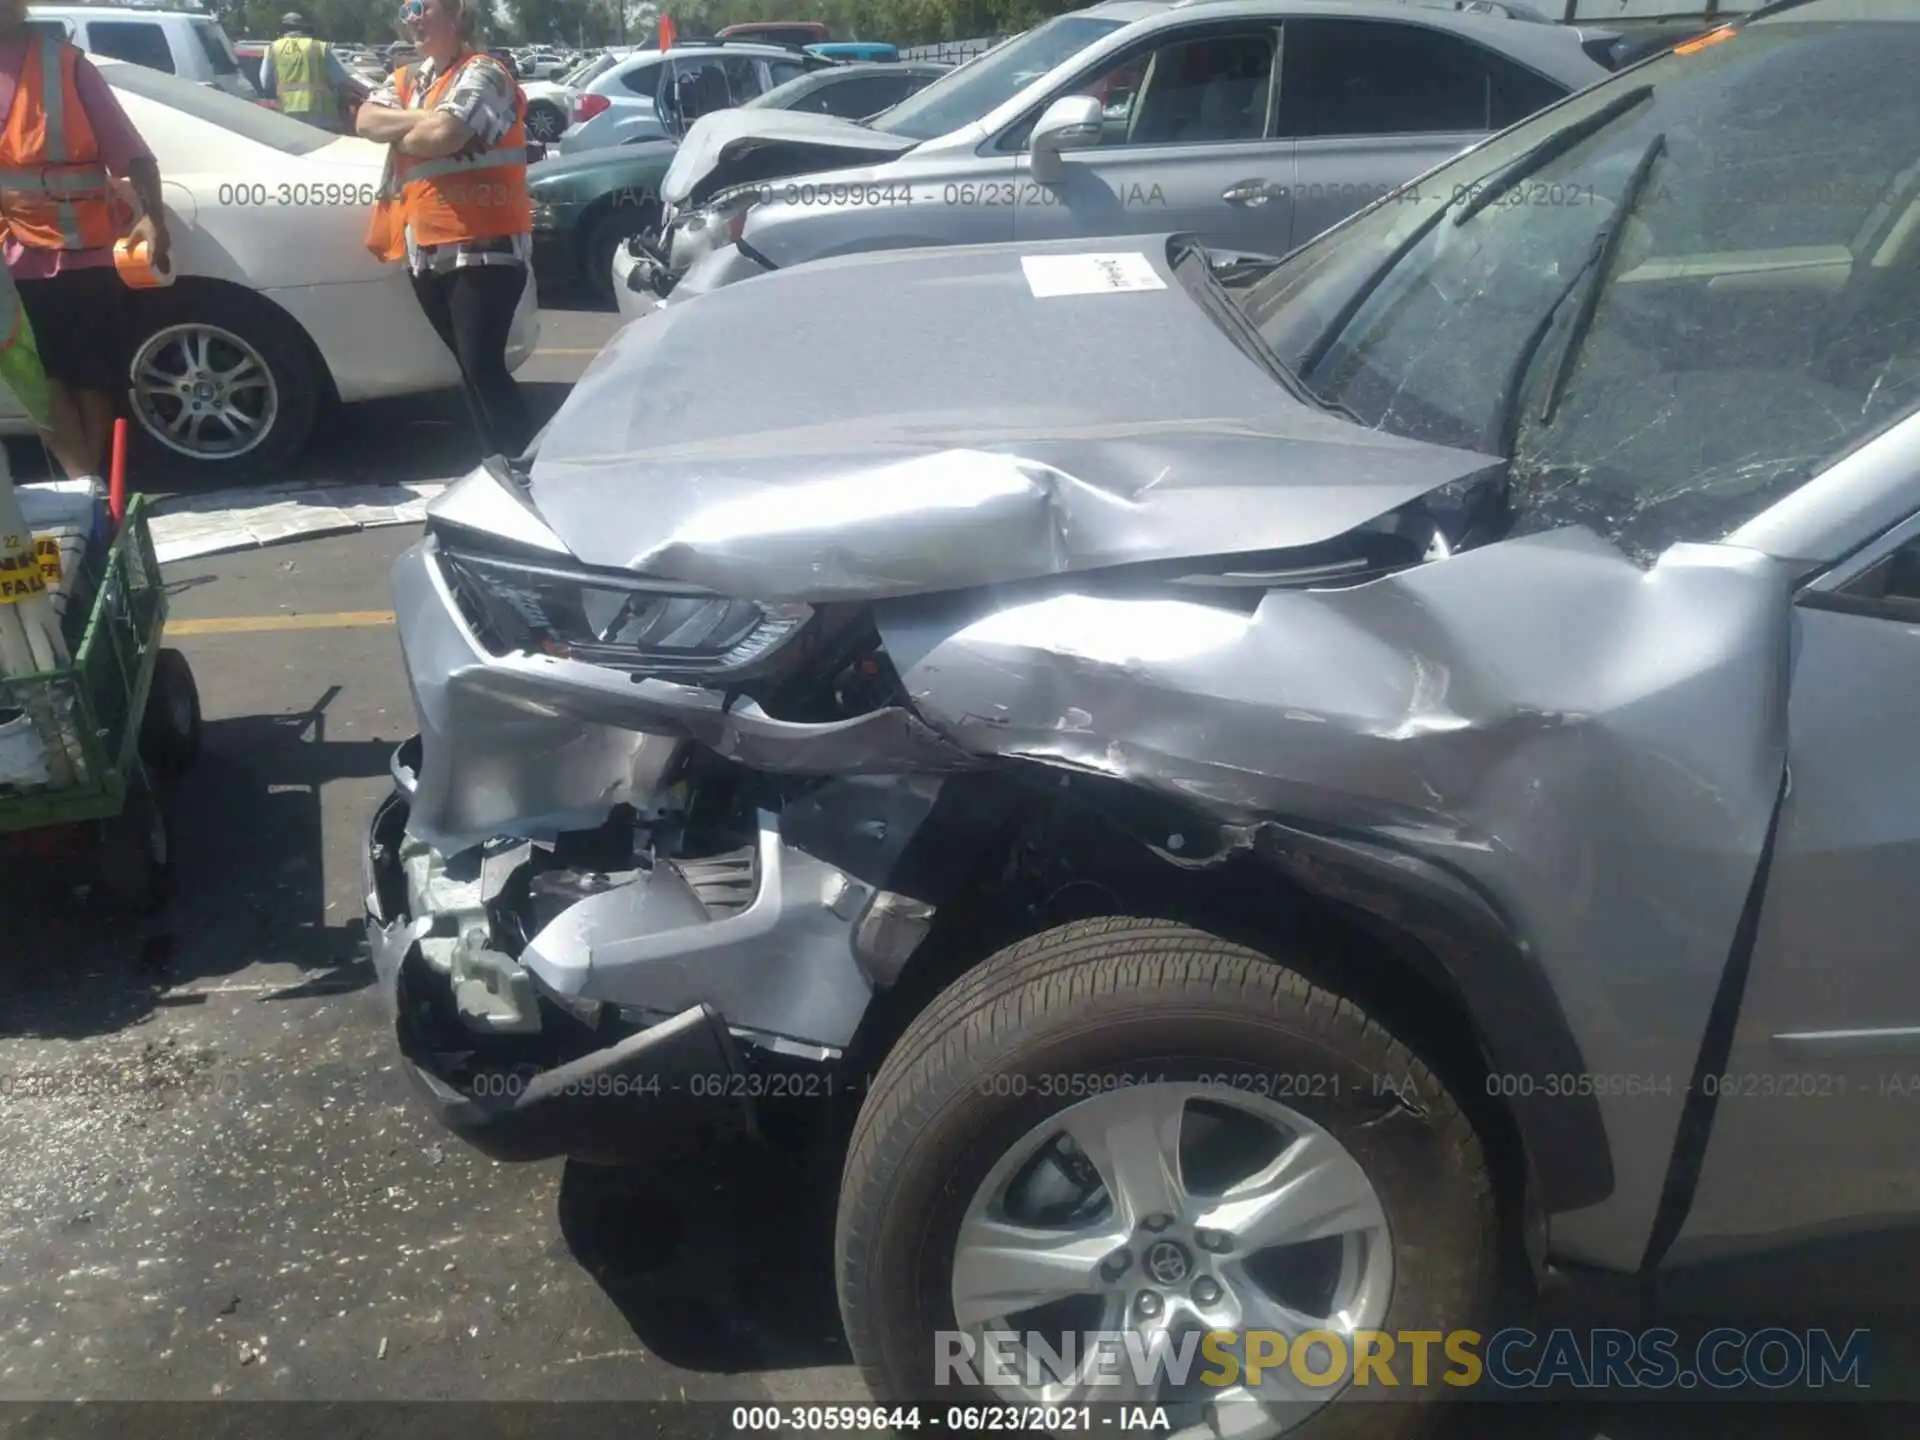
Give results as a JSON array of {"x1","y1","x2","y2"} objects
[
  {"x1": 33, "y1": 535, "x2": 62, "y2": 586},
  {"x1": 0, "y1": 542, "x2": 48, "y2": 604}
]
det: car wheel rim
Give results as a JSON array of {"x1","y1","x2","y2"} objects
[
  {"x1": 952, "y1": 1082, "x2": 1392, "y2": 1434},
  {"x1": 531, "y1": 109, "x2": 562, "y2": 139},
  {"x1": 130, "y1": 323, "x2": 279, "y2": 461}
]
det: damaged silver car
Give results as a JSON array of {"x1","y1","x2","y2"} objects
[{"x1": 369, "y1": 2, "x2": 1920, "y2": 1432}]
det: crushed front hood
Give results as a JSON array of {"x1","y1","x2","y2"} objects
[
  {"x1": 527, "y1": 236, "x2": 1502, "y2": 603},
  {"x1": 660, "y1": 108, "x2": 919, "y2": 207}
]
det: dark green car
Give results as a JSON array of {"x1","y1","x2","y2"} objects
[
  {"x1": 529, "y1": 62, "x2": 947, "y2": 304},
  {"x1": 529, "y1": 139, "x2": 678, "y2": 305}
]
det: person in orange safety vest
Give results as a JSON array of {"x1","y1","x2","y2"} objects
[
  {"x1": 358, "y1": 0, "x2": 533, "y2": 459},
  {"x1": 0, "y1": 0, "x2": 170, "y2": 485}
]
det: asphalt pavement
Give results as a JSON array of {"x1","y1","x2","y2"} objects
[
  {"x1": 1, "y1": 299, "x2": 860, "y2": 1425},
  {"x1": 0, "y1": 296, "x2": 1909, "y2": 1440}
]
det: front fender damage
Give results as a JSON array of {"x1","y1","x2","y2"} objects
[{"x1": 881, "y1": 528, "x2": 1795, "y2": 1272}]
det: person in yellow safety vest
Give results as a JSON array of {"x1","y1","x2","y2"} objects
[
  {"x1": 358, "y1": 0, "x2": 533, "y2": 459},
  {"x1": 0, "y1": 0, "x2": 169, "y2": 486},
  {"x1": 263, "y1": 12, "x2": 360, "y2": 132}
]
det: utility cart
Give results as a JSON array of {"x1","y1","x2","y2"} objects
[{"x1": 0, "y1": 492, "x2": 201, "y2": 911}]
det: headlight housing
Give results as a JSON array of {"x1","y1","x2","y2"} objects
[
  {"x1": 670, "y1": 185, "x2": 761, "y2": 269},
  {"x1": 438, "y1": 542, "x2": 811, "y2": 681}
]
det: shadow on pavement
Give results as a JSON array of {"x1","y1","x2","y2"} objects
[
  {"x1": 557, "y1": 1131, "x2": 853, "y2": 1376},
  {"x1": 0, "y1": 688, "x2": 385, "y2": 1041}
]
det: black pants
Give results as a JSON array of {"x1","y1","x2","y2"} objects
[{"x1": 409, "y1": 263, "x2": 535, "y2": 459}]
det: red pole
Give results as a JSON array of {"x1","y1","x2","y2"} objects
[{"x1": 109, "y1": 417, "x2": 128, "y2": 526}]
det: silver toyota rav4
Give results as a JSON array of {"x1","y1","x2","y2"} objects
[{"x1": 371, "y1": 3, "x2": 1920, "y2": 1432}]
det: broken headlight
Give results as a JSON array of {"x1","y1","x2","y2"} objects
[
  {"x1": 670, "y1": 185, "x2": 760, "y2": 271},
  {"x1": 439, "y1": 545, "x2": 810, "y2": 680}
]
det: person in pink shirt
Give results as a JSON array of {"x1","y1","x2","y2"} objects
[{"x1": 0, "y1": 0, "x2": 169, "y2": 483}]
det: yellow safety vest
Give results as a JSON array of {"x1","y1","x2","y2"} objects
[{"x1": 272, "y1": 35, "x2": 336, "y2": 120}]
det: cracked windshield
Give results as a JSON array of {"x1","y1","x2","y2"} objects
[
  {"x1": 1247, "y1": 9, "x2": 1920, "y2": 559},
  {"x1": 5, "y1": 3, "x2": 1920, "y2": 1440}
]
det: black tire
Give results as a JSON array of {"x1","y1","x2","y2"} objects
[
  {"x1": 139, "y1": 648, "x2": 202, "y2": 777},
  {"x1": 526, "y1": 99, "x2": 567, "y2": 142},
  {"x1": 96, "y1": 769, "x2": 172, "y2": 915},
  {"x1": 124, "y1": 283, "x2": 326, "y2": 483},
  {"x1": 582, "y1": 202, "x2": 659, "y2": 308},
  {"x1": 837, "y1": 918, "x2": 1496, "y2": 1439}
]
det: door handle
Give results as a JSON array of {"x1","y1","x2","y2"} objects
[{"x1": 1222, "y1": 178, "x2": 1286, "y2": 207}]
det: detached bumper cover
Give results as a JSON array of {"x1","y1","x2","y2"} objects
[{"x1": 366, "y1": 791, "x2": 751, "y2": 1163}]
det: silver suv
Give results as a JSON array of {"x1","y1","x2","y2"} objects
[{"x1": 615, "y1": 0, "x2": 1611, "y2": 313}]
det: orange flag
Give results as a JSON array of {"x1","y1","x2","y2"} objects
[{"x1": 658, "y1": 13, "x2": 676, "y2": 50}]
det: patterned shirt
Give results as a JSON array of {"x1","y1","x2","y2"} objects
[{"x1": 367, "y1": 51, "x2": 531, "y2": 275}]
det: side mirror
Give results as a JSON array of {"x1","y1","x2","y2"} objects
[{"x1": 1028, "y1": 94, "x2": 1103, "y2": 184}]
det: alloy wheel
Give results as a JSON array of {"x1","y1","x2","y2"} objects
[
  {"x1": 130, "y1": 322, "x2": 280, "y2": 461},
  {"x1": 952, "y1": 1082, "x2": 1393, "y2": 1435}
]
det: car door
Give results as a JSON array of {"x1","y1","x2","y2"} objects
[
  {"x1": 1666, "y1": 504, "x2": 1920, "y2": 1260},
  {"x1": 1278, "y1": 18, "x2": 1570, "y2": 247},
  {"x1": 1006, "y1": 24, "x2": 1296, "y2": 258}
]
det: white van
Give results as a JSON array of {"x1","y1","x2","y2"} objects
[{"x1": 26, "y1": 5, "x2": 258, "y2": 99}]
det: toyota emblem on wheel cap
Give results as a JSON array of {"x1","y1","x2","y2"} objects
[{"x1": 1143, "y1": 1240, "x2": 1191, "y2": 1286}]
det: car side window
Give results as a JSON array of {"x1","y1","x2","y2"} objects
[
  {"x1": 1007, "y1": 28, "x2": 1274, "y2": 153},
  {"x1": 25, "y1": 18, "x2": 70, "y2": 41},
  {"x1": 619, "y1": 60, "x2": 660, "y2": 98},
  {"x1": 90, "y1": 21, "x2": 176, "y2": 75},
  {"x1": 769, "y1": 59, "x2": 809, "y2": 87},
  {"x1": 1808, "y1": 530, "x2": 1920, "y2": 623},
  {"x1": 1277, "y1": 18, "x2": 1563, "y2": 138},
  {"x1": 724, "y1": 57, "x2": 764, "y2": 101},
  {"x1": 813, "y1": 73, "x2": 910, "y2": 119}
]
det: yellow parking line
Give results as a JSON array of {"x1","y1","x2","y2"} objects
[{"x1": 168, "y1": 611, "x2": 397, "y2": 636}]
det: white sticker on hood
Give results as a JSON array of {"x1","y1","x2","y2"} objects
[{"x1": 1021, "y1": 252, "x2": 1167, "y2": 298}]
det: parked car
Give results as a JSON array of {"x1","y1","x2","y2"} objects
[
  {"x1": 531, "y1": 63, "x2": 948, "y2": 301},
  {"x1": 717, "y1": 19, "x2": 831, "y2": 47},
  {"x1": 523, "y1": 48, "x2": 626, "y2": 142},
  {"x1": 370, "y1": 1, "x2": 1920, "y2": 1432},
  {"x1": 27, "y1": 4, "x2": 258, "y2": 98},
  {"x1": 0, "y1": 59, "x2": 538, "y2": 478},
  {"x1": 618, "y1": 0, "x2": 1612, "y2": 315},
  {"x1": 558, "y1": 42, "x2": 837, "y2": 153},
  {"x1": 519, "y1": 47, "x2": 571, "y2": 80}
]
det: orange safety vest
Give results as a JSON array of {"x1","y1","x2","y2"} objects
[
  {"x1": 0, "y1": 37, "x2": 131, "y2": 252},
  {"x1": 365, "y1": 53, "x2": 531, "y2": 262}
]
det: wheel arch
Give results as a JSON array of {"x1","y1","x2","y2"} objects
[
  {"x1": 574, "y1": 189, "x2": 663, "y2": 274},
  {"x1": 850, "y1": 765, "x2": 1614, "y2": 1270},
  {"x1": 126, "y1": 275, "x2": 342, "y2": 409}
]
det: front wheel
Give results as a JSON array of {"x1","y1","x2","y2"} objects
[
  {"x1": 582, "y1": 203, "x2": 660, "y2": 308},
  {"x1": 125, "y1": 284, "x2": 325, "y2": 482},
  {"x1": 836, "y1": 919, "x2": 1495, "y2": 1439}
]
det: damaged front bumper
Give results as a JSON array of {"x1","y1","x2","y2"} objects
[{"x1": 364, "y1": 754, "x2": 938, "y2": 1164}]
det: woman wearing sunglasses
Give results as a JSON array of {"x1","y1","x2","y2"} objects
[{"x1": 357, "y1": 0, "x2": 534, "y2": 459}]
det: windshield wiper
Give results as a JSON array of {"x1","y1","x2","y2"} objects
[
  {"x1": 1299, "y1": 84, "x2": 1655, "y2": 381},
  {"x1": 1481, "y1": 131, "x2": 1668, "y2": 458},
  {"x1": 1173, "y1": 241, "x2": 1361, "y2": 422},
  {"x1": 1536, "y1": 132, "x2": 1667, "y2": 427}
]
